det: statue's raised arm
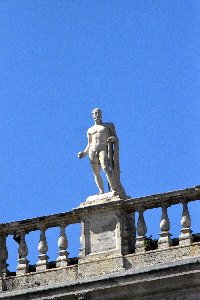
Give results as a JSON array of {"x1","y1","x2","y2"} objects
[{"x1": 78, "y1": 108, "x2": 127, "y2": 199}]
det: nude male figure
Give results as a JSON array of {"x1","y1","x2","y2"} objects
[{"x1": 78, "y1": 108, "x2": 118, "y2": 194}]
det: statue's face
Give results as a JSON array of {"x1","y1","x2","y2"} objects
[{"x1": 92, "y1": 109, "x2": 102, "y2": 121}]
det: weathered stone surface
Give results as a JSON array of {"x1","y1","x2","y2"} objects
[
  {"x1": 1, "y1": 242, "x2": 200, "y2": 295},
  {"x1": 124, "y1": 242, "x2": 200, "y2": 269},
  {"x1": 0, "y1": 265, "x2": 78, "y2": 293},
  {"x1": 78, "y1": 256, "x2": 124, "y2": 278},
  {"x1": 1, "y1": 257, "x2": 200, "y2": 299},
  {"x1": 78, "y1": 205, "x2": 135, "y2": 261},
  {"x1": 83, "y1": 192, "x2": 122, "y2": 205},
  {"x1": 1, "y1": 186, "x2": 200, "y2": 299}
]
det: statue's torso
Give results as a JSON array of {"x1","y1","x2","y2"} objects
[{"x1": 88, "y1": 123, "x2": 110, "y2": 152}]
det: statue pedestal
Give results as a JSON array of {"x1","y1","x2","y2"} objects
[
  {"x1": 79, "y1": 192, "x2": 130, "y2": 207},
  {"x1": 77, "y1": 195, "x2": 135, "y2": 266}
]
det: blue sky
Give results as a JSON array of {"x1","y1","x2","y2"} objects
[{"x1": 0, "y1": 1, "x2": 199, "y2": 271}]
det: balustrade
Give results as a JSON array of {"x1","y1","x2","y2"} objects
[
  {"x1": 158, "y1": 204, "x2": 173, "y2": 249},
  {"x1": 56, "y1": 223, "x2": 70, "y2": 267},
  {"x1": 179, "y1": 201, "x2": 194, "y2": 245},
  {"x1": 16, "y1": 230, "x2": 29, "y2": 275},
  {"x1": 0, "y1": 186, "x2": 199, "y2": 278},
  {"x1": 135, "y1": 209, "x2": 147, "y2": 253},
  {"x1": 36, "y1": 226, "x2": 49, "y2": 271},
  {"x1": 0, "y1": 210, "x2": 80, "y2": 277}
]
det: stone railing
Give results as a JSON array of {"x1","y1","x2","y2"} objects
[
  {"x1": 0, "y1": 185, "x2": 200, "y2": 280},
  {"x1": 132, "y1": 186, "x2": 200, "y2": 252},
  {"x1": 0, "y1": 210, "x2": 81, "y2": 277}
]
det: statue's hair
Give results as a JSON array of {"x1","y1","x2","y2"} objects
[{"x1": 92, "y1": 108, "x2": 102, "y2": 114}]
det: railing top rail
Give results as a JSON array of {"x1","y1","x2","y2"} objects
[
  {"x1": 124, "y1": 185, "x2": 200, "y2": 211},
  {"x1": 0, "y1": 210, "x2": 81, "y2": 235},
  {"x1": 1, "y1": 186, "x2": 199, "y2": 235},
  {"x1": 73, "y1": 185, "x2": 200, "y2": 213}
]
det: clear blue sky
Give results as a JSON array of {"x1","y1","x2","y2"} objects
[{"x1": 0, "y1": 1, "x2": 199, "y2": 271}]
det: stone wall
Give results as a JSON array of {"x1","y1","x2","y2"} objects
[
  {"x1": 0, "y1": 257, "x2": 200, "y2": 299},
  {"x1": 1, "y1": 242, "x2": 200, "y2": 295}
]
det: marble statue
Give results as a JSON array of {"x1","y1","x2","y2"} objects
[{"x1": 78, "y1": 108, "x2": 126, "y2": 198}]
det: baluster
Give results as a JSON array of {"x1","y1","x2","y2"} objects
[
  {"x1": 79, "y1": 220, "x2": 86, "y2": 260},
  {"x1": 79, "y1": 226, "x2": 83, "y2": 260},
  {"x1": 179, "y1": 201, "x2": 194, "y2": 245},
  {"x1": 158, "y1": 204, "x2": 172, "y2": 249},
  {"x1": 36, "y1": 226, "x2": 49, "y2": 271},
  {"x1": 0, "y1": 234, "x2": 9, "y2": 277},
  {"x1": 56, "y1": 223, "x2": 70, "y2": 267},
  {"x1": 16, "y1": 231, "x2": 29, "y2": 275},
  {"x1": 135, "y1": 209, "x2": 147, "y2": 253}
]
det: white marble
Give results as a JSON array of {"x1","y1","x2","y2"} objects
[
  {"x1": 78, "y1": 108, "x2": 126, "y2": 198},
  {"x1": 79, "y1": 192, "x2": 122, "y2": 207}
]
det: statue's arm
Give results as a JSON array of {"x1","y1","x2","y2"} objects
[{"x1": 78, "y1": 131, "x2": 91, "y2": 159}]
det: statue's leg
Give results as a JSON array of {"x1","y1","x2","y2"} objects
[
  {"x1": 90, "y1": 161, "x2": 104, "y2": 194},
  {"x1": 99, "y1": 151, "x2": 117, "y2": 192}
]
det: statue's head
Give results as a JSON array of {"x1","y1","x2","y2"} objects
[{"x1": 92, "y1": 108, "x2": 102, "y2": 121}]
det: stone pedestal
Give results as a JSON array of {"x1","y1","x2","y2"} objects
[
  {"x1": 179, "y1": 228, "x2": 194, "y2": 245},
  {"x1": 158, "y1": 232, "x2": 173, "y2": 249},
  {"x1": 36, "y1": 255, "x2": 50, "y2": 271},
  {"x1": 77, "y1": 194, "x2": 135, "y2": 265},
  {"x1": 135, "y1": 236, "x2": 146, "y2": 253},
  {"x1": 56, "y1": 250, "x2": 70, "y2": 267},
  {"x1": 16, "y1": 258, "x2": 29, "y2": 275}
]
